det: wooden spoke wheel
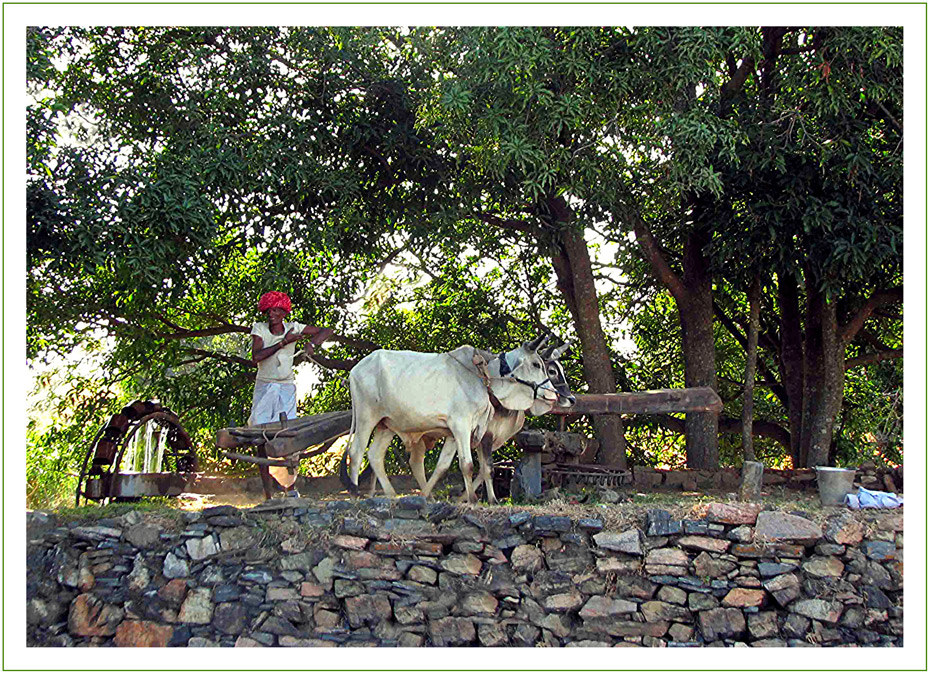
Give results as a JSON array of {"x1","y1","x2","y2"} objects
[{"x1": 76, "y1": 401, "x2": 198, "y2": 506}]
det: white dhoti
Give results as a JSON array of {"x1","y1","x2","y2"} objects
[{"x1": 249, "y1": 381, "x2": 299, "y2": 490}]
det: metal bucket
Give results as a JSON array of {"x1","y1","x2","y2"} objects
[{"x1": 815, "y1": 466, "x2": 857, "y2": 506}]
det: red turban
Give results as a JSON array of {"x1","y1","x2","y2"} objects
[{"x1": 258, "y1": 291, "x2": 292, "y2": 314}]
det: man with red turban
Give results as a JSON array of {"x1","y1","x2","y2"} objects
[{"x1": 249, "y1": 291, "x2": 333, "y2": 496}]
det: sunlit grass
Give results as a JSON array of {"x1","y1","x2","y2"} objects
[{"x1": 47, "y1": 497, "x2": 185, "y2": 523}]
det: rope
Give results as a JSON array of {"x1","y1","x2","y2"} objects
[{"x1": 467, "y1": 350, "x2": 562, "y2": 404}]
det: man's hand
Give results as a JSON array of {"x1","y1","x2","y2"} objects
[{"x1": 282, "y1": 328, "x2": 297, "y2": 345}]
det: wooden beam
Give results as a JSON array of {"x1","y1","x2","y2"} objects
[
  {"x1": 266, "y1": 411, "x2": 352, "y2": 457},
  {"x1": 548, "y1": 388, "x2": 723, "y2": 416},
  {"x1": 215, "y1": 410, "x2": 352, "y2": 455},
  {"x1": 218, "y1": 451, "x2": 299, "y2": 467},
  {"x1": 216, "y1": 410, "x2": 352, "y2": 451},
  {"x1": 215, "y1": 387, "x2": 722, "y2": 456}
]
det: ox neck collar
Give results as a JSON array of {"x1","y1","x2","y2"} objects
[{"x1": 497, "y1": 352, "x2": 512, "y2": 376}]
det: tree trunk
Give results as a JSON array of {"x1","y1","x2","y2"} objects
[
  {"x1": 629, "y1": 208, "x2": 719, "y2": 470},
  {"x1": 679, "y1": 227, "x2": 719, "y2": 469},
  {"x1": 547, "y1": 198, "x2": 627, "y2": 469},
  {"x1": 741, "y1": 274, "x2": 761, "y2": 462},
  {"x1": 800, "y1": 283, "x2": 845, "y2": 467},
  {"x1": 777, "y1": 272, "x2": 805, "y2": 468}
]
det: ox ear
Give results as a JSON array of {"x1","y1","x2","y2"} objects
[
  {"x1": 523, "y1": 333, "x2": 550, "y2": 353},
  {"x1": 549, "y1": 342, "x2": 569, "y2": 359}
]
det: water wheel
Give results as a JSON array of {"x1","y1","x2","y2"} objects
[{"x1": 75, "y1": 400, "x2": 199, "y2": 506}]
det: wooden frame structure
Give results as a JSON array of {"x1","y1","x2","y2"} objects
[{"x1": 214, "y1": 388, "x2": 722, "y2": 499}]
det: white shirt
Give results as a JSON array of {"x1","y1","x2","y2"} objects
[{"x1": 251, "y1": 321, "x2": 307, "y2": 383}]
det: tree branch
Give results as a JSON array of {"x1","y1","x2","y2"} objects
[
  {"x1": 845, "y1": 349, "x2": 903, "y2": 370},
  {"x1": 182, "y1": 348, "x2": 254, "y2": 369},
  {"x1": 628, "y1": 213, "x2": 689, "y2": 303},
  {"x1": 477, "y1": 212, "x2": 540, "y2": 236},
  {"x1": 779, "y1": 44, "x2": 818, "y2": 56},
  {"x1": 712, "y1": 300, "x2": 787, "y2": 405},
  {"x1": 857, "y1": 328, "x2": 893, "y2": 352},
  {"x1": 874, "y1": 99, "x2": 903, "y2": 133},
  {"x1": 840, "y1": 286, "x2": 903, "y2": 344},
  {"x1": 720, "y1": 55, "x2": 755, "y2": 103},
  {"x1": 153, "y1": 311, "x2": 249, "y2": 340},
  {"x1": 297, "y1": 353, "x2": 360, "y2": 372},
  {"x1": 327, "y1": 333, "x2": 381, "y2": 353}
]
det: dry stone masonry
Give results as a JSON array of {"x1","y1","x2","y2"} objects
[{"x1": 26, "y1": 497, "x2": 903, "y2": 647}]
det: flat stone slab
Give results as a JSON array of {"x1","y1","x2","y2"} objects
[
  {"x1": 755, "y1": 511, "x2": 822, "y2": 544},
  {"x1": 802, "y1": 556, "x2": 845, "y2": 578},
  {"x1": 645, "y1": 547, "x2": 689, "y2": 567},
  {"x1": 722, "y1": 588, "x2": 766, "y2": 608},
  {"x1": 790, "y1": 598, "x2": 843, "y2": 624},
  {"x1": 677, "y1": 535, "x2": 730, "y2": 553},
  {"x1": 731, "y1": 542, "x2": 805, "y2": 558},
  {"x1": 593, "y1": 529, "x2": 643, "y2": 555},
  {"x1": 579, "y1": 595, "x2": 638, "y2": 619},
  {"x1": 705, "y1": 503, "x2": 763, "y2": 525},
  {"x1": 70, "y1": 526, "x2": 123, "y2": 541}
]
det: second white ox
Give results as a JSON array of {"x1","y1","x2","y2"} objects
[
  {"x1": 343, "y1": 334, "x2": 565, "y2": 503},
  {"x1": 403, "y1": 341, "x2": 574, "y2": 503}
]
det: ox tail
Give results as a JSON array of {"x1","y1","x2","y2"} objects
[
  {"x1": 339, "y1": 448, "x2": 373, "y2": 495},
  {"x1": 340, "y1": 392, "x2": 373, "y2": 495},
  {"x1": 338, "y1": 448, "x2": 358, "y2": 494},
  {"x1": 341, "y1": 380, "x2": 361, "y2": 494}
]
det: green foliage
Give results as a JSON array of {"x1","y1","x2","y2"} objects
[
  {"x1": 27, "y1": 357, "x2": 119, "y2": 508},
  {"x1": 26, "y1": 26, "x2": 903, "y2": 502},
  {"x1": 834, "y1": 361, "x2": 903, "y2": 468}
]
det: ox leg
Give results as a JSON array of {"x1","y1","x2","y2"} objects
[
  {"x1": 450, "y1": 426, "x2": 477, "y2": 504},
  {"x1": 470, "y1": 436, "x2": 498, "y2": 505},
  {"x1": 421, "y1": 438, "x2": 459, "y2": 499},
  {"x1": 366, "y1": 428, "x2": 397, "y2": 498},
  {"x1": 408, "y1": 438, "x2": 429, "y2": 493},
  {"x1": 347, "y1": 411, "x2": 379, "y2": 494}
]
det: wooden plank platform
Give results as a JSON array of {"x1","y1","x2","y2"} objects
[
  {"x1": 216, "y1": 410, "x2": 352, "y2": 458},
  {"x1": 549, "y1": 387, "x2": 722, "y2": 416}
]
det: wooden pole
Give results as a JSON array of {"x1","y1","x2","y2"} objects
[
  {"x1": 548, "y1": 388, "x2": 723, "y2": 416},
  {"x1": 742, "y1": 274, "x2": 762, "y2": 461}
]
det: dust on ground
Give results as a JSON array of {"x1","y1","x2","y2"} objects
[{"x1": 170, "y1": 482, "x2": 849, "y2": 529}]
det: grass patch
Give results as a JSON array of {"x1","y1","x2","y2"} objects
[{"x1": 47, "y1": 498, "x2": 186, "y2": 524}]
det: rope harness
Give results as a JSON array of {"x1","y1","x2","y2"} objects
[
  {"x1": 495, "y1": 351, "x2": 553, "y2": 403},
  {"x1": 470, "y1": 350, "x2": 565, "y2": 408}
]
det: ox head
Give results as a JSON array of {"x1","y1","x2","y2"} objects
[
  {"x1": 491, "y1": 333, "x2": 574, "y2": 412},
  {"x1": 540, "y1": 341, "x2": 575, "y2": 409}
]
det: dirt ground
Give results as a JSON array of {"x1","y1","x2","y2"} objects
[{"x1": 162, "y1": 472, "x2": 856, "y2": 533}]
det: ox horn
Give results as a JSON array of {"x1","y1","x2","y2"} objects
[
  {"x1": 524, "y1": 333, "x2": 550, "y2": 352},
  {"x1": 549, "y1": 342, "x2": 569, "y2": 359}
]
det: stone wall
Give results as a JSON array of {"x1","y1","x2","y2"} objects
[{"x1": 26, "y1": 497, "x2": 903, "y2": 647}]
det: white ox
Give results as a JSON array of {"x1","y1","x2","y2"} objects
[
  {"x1": 342, "y1": 334, "x2": 563, "y2": 503},
  {"x1": 403, "y1": 341, "x2": 574, "y2": 503}
]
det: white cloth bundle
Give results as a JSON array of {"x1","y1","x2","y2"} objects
[{"x1": 845, "y1": 486, "x2": 904, "y2": 509}]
